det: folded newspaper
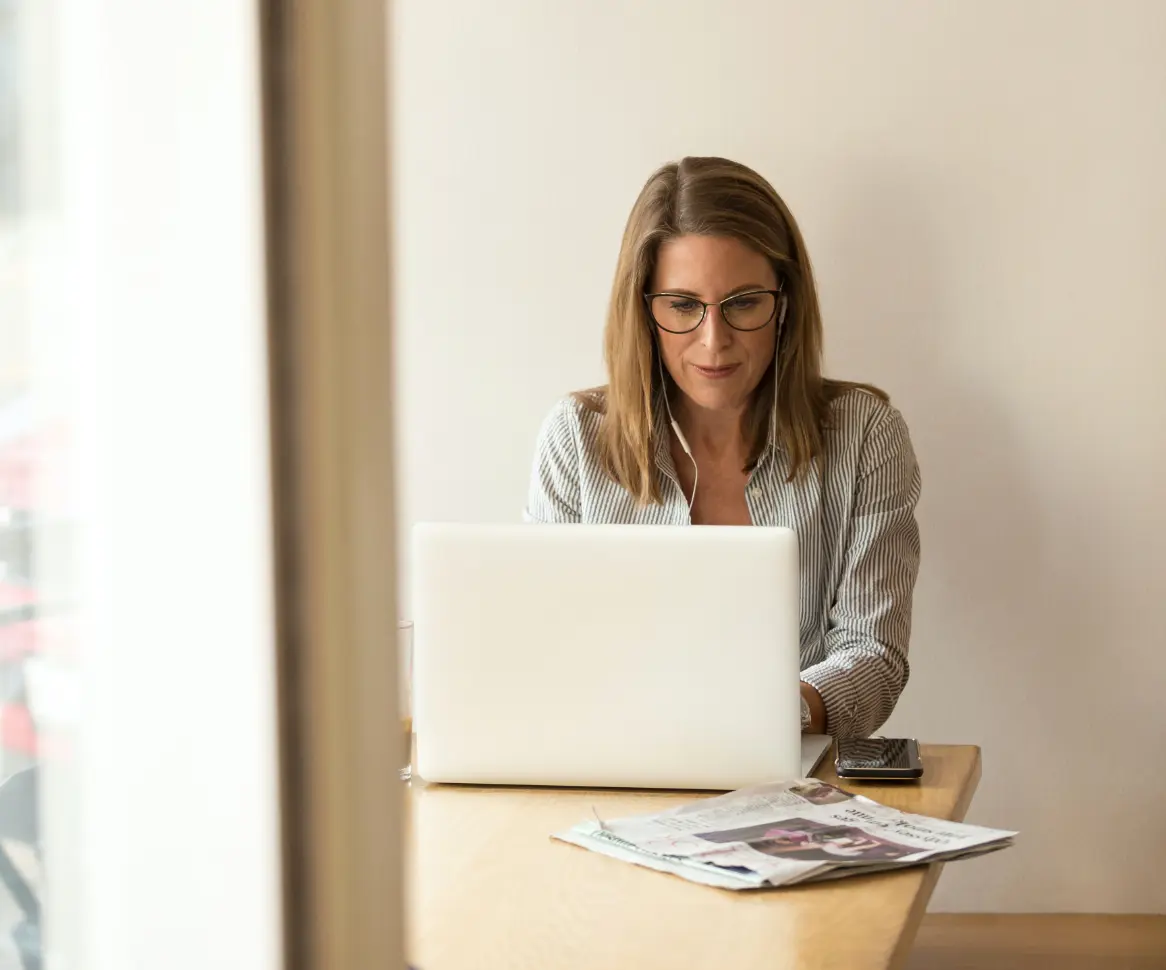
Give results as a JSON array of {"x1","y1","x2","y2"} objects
[{"x1": 555, "y1": 780, "x2": 1016, "y2": 890}]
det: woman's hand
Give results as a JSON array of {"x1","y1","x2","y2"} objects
[{"x1": 800, "y1": 681, "x2": 827, "y2": 734}]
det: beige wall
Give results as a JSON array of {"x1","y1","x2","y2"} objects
[{"x1": 392, "y1": 0, "x2": 1166, "y2": 912}]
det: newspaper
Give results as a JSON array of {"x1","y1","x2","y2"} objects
[{"x1": 555, "y1": 780, "x2": 1016, "y2": 890}]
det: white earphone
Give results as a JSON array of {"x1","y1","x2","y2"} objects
[
  {"x1": 658, "y1": 352, "x2": 698, "y2": 513},
  {"x1": 771, "y1": 293, "x2": 787, "y2": 440}
]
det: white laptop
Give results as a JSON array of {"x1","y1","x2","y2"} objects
[{"x1": 411, "y1": 523, "x2": 831, "y2": 790}]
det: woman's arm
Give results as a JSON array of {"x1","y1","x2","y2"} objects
[
  {"x1": 800, "y1": 407, "x2": 922, "y2": 739},
  {"x1": 523, "y1": 398, "x2": 583, "y2": 523}
]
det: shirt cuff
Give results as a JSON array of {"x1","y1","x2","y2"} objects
[{"x1": 801, "y1": 660, "x2": 860, "y2": 740}]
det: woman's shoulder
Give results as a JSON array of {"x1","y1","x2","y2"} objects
[
  {"x1": 824, "y1": 381, "x2": 910, "y2": 437},
  {"x1": 822, "y1": 382, "x2": 915, "y2": 470},
  {"x1": 539, "y1": 388, "x2": 604, "y2": 428},
  {"x1": 534, "y1": 389, "x2": 606, "y2": 455}
]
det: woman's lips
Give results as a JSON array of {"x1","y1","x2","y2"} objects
[{"x1": 692, "y1": 363, "x2": 740, "y2": 379}]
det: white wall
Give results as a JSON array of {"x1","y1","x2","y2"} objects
[{"x1": 392, "y1": 0, "x2": 1166, "y2": 913}]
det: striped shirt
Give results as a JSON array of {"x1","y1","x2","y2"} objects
[{"x1": 523, "y1": 388, "x2": 922, "y2": 739}]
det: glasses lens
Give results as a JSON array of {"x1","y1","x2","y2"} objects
[
  {"x1": 650, "y1": 294, "x2": 705, "y2": 333},
  {"x1": 722, "y1": 291, "x2": 776, "y2": 330}
]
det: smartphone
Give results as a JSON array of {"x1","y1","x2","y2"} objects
[{"x1": 835, "y1": 738, "x2": 923, "y2": 781}]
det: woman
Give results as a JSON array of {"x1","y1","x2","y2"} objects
[{"x1": 524, "y1": 156, "x2": 921, "y2": 740}]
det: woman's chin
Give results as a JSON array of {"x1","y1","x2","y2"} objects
[{"x1": 679, "y1": 384, "x2": 754, "y2": 413}]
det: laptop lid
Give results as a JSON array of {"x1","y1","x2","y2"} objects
[{"x1": 412, "y1": 523, "x2": 803, "y2": 790}]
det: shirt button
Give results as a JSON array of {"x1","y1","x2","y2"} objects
[{"x1": 750, "y1": 486, "x2": 762, "y2": 498}]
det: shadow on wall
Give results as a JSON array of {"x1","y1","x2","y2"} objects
[{"x1": 818, "y1": 166, "x2": 1131, "y2": 907}]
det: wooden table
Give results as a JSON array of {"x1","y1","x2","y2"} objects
[{"x1": 406, "y1": 744, "x2": 981, "y2": 970}]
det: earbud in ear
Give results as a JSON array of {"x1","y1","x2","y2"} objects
[{"x1": 778, "y1": 294, "x2": 788, "y2": 327}]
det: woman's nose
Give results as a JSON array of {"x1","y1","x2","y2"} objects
[{"x1": 698, "y1": 305, "x2": 733, "y2": 349}]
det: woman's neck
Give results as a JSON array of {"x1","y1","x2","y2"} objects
[{"x1": 672, "y1": 395, "x2": 748, "y2": 462}]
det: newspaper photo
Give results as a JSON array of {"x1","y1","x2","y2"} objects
[{"x1": 555, "y1": 780, "x2": 1016, "y2": 890}]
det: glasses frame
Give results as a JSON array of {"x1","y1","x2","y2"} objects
[{"x1": 643, "y1": 286, "x2": 784, "y2": 334}]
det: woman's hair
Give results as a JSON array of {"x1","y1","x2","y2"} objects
[{"x1": 579, "y1": 156, "x2": 885, "y2": 505}]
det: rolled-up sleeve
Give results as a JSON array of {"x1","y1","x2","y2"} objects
[
  {"x1": 801, "y1": 408, "x2": 921, "y2": 739},
  {"x1": 523, "y1": 398, "x2": 583, "y2": 524}
]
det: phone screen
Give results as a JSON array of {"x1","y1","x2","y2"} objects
[{"x1": 836, "y1": 738, "x2": 921, "y2": 771}]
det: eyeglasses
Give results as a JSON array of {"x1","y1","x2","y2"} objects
[{"x1": 643, "y1": 288, "x2": 781, "y2": 334}]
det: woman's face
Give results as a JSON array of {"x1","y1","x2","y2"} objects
[{"x1": 649, "y1": 234, "x2": 779, "y2": 415}]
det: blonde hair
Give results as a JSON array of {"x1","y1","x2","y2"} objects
[{"x1": 580, "y1": 156, "x2": 885, "y2": 505}]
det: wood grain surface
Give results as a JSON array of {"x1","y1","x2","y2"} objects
[{"x1": 406, "y1": 744, "x2": 982, "y2": 970}]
